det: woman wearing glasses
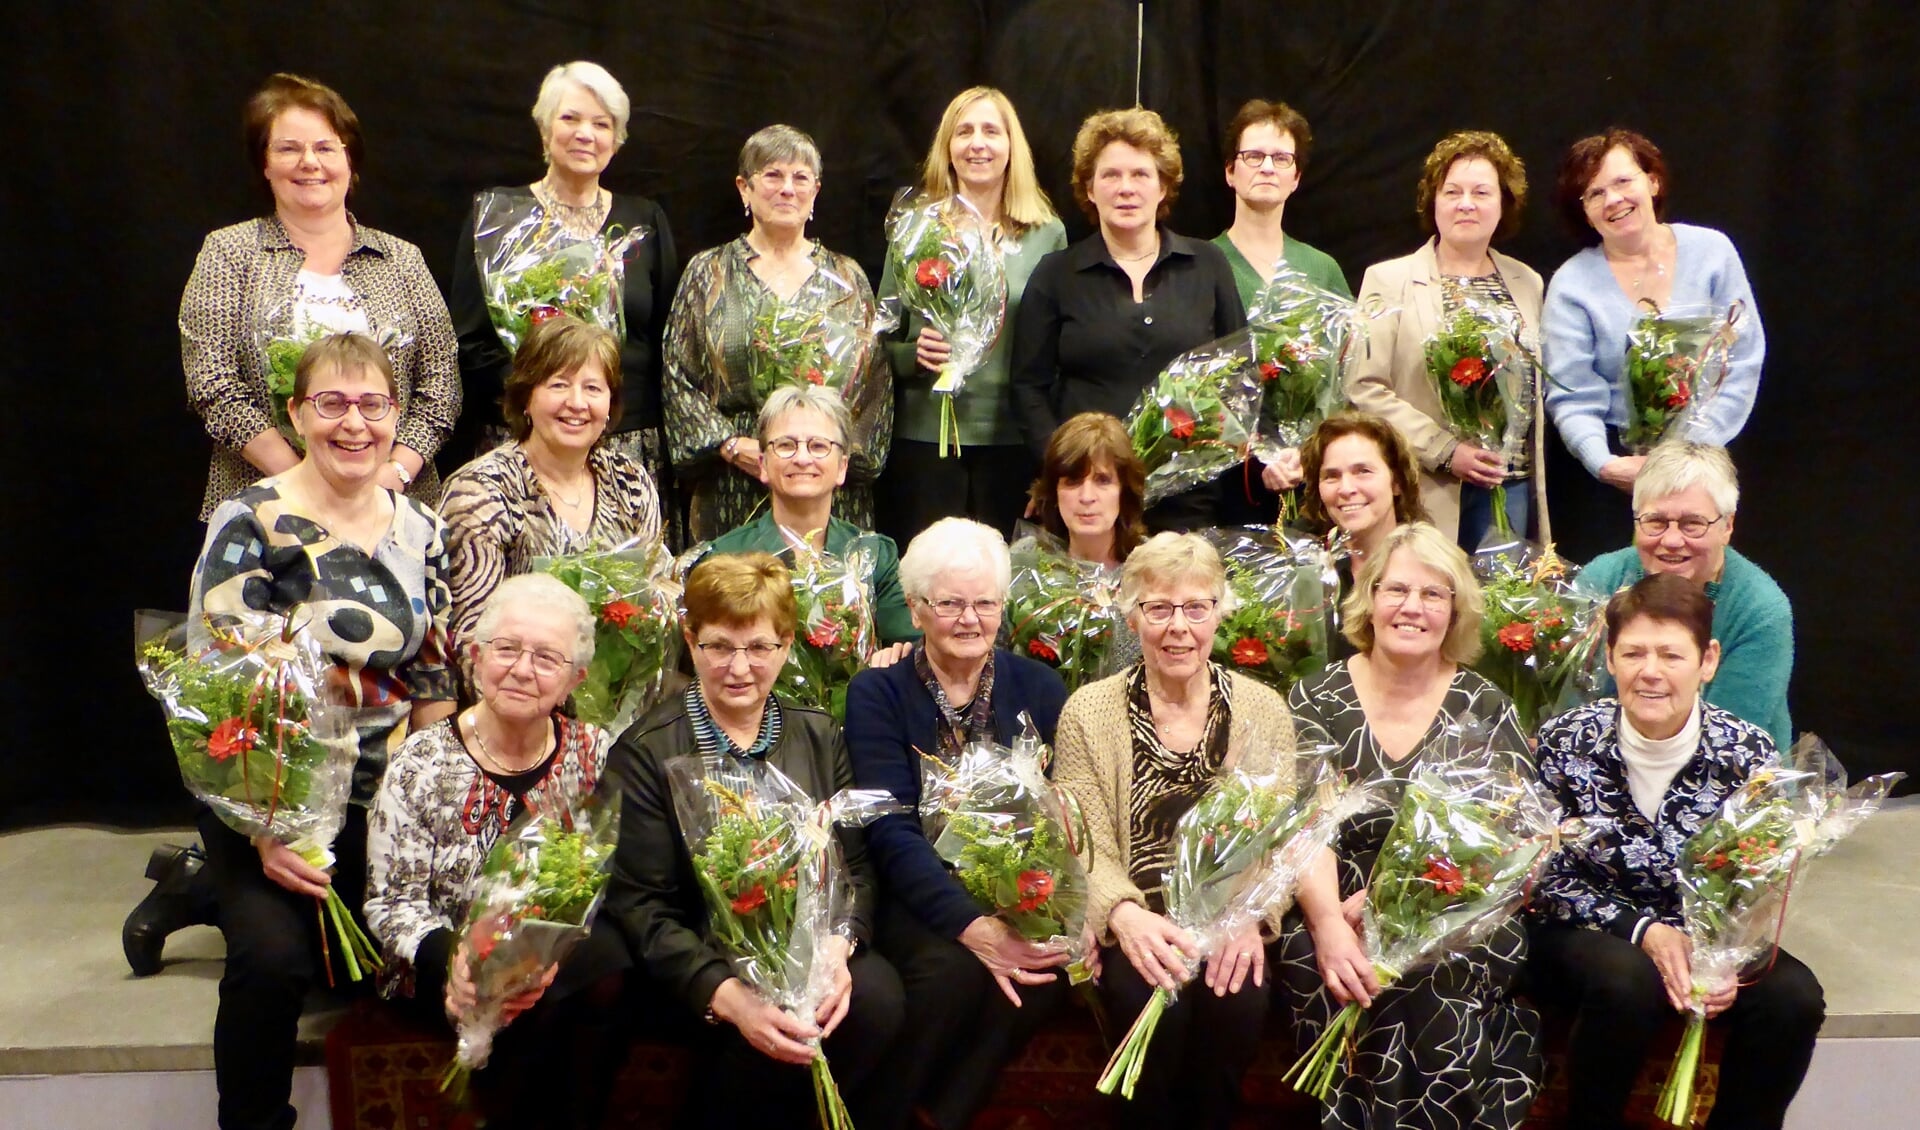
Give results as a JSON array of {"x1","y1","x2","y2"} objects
[
  {"x1": 1542, "y1": 129, "x2": 1765, "y2": 496},
  {"x1": 663, "y1": 124, "x2": 891, "y2": 542},
  {"x1": 600, "y1": 552, "x2": 905, "y2": 1126},
  {"x1": 365, "y1": 573, "x2": 625, "y2": 1125},
  {"x1": 704, "y1": 385, "x2": 917, "y2": 647},
  {"x1": 184, "y1": 333, "x2": 458, "y2": 1130},
  {"x1": 1573, "y1": 442, "x2": 1792, "y2": 747},
  {"x1": 1273, "y1": 522, "x2": 1539, "y2": 1130},
  {"x1": 844, "y1": 518, "x2": 1071, "y2": 1129},
  {"x1": 1346, "y1": 131, "x2": 1544, "y2": 548},
  {"x1": 1053, "y1": 532, "x2": 1300, "y2": 1129},
  {"x1": 439, "y1": 317, "x2": 663, "y2": 653},
  {"x1": 179, "y1": 72, "x2": 459, "y2": 521}
]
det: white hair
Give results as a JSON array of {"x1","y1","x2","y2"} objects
[
  {"x1": 757, "y1": 385, "x2": 852, "y2": 448},
  {"x1": 532, "y1": 61, "x2": 631, "y2": 147},
  {"x1": 1633, "y1": 442, "x2": 1740, "y2": 516},
  {"x1": 898, "y1": 518, "x2": 1013, "y2": 600},
  {"x1": 473, "y1": 573, "x2": 597, "y2": 667}
]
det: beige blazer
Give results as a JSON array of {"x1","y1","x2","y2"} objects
[
  {"x1": 1346, "y1": 239, "x2": 1546, "y2": 540},
  {"x1": 1053, "y1": 667, "x2": 1300, "y2": 945}
]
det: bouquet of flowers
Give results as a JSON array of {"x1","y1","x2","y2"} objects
[
  {"x1": 1202, "y1": 526, "x2": 1335, "y2": 695},
  {"x1": 777, "y1": 535, "x2": 880, "y2": 722},
  {"x1": 881, "y1": 190, "x2": 1009, "y2": 456},
  {"x1": 1652, "y1": 739, "x2": 1903, "y2": 1126},
  {"x1": 1424, "y1": 284, "x2": 1534, "y2": 540},
  {"x1": 668, "y1": 756, "x2": 903, "y2": 1130},
  {"x1": 135, "y1": 608, "x2": 375, "y2": 981},
  {"x1": 440, "y1": 795, "x2": 620, "y2": 1098},
  {"x1": 747, "y1": 267, "x2": 883, "y2": 403},
  {"x1": 1286, "y1": 750, "x2": 1569, "y2": 1100},
  {"x1": 918, "y1": 721, "x2": 1094, "y2": 981},
  {"x1": 1003, "y1": 527, "x2": 1126, "y2": 692},
  {"x1": 1472, "y1": 549, "x2": 1608, "y2": 732},
  {"x1": 250, "y1": 297, "x2": 416, "y2": 452},
  {"x1": 1245, "y1": 264, "x2": 1373, "y2": 522},
  {"x1": 536, "y1": 538, "x2": 683, "y2": 734},
  {"x1": 1127, "y1": 330, "x2": 1266, "y2": 506},
  {"x1": 1099, "y1": 759, "x2": 1367, "y2": 1099},
  {"x1": 471, "y1": 189, "x2": 648, "y2": 352},
  {"x1": 1621, "y1": 300, "x2": 1745, "y2": 454}
]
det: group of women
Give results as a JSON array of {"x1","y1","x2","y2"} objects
[{"x1": 133, "y1": 60, "x2": 1811, "y2": 1130}]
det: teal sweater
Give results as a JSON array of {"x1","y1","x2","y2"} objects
[
  {"x1": 706, "y1": 511, "x2": 920, "y2": 644},
  {"x1": 1576, "y1": 546, "x2": 1793, "y2": 747},
  {"x1": 1211, "y1": 230, "x2": 1351, "y2": 307},
  {"x1": 879, "y1": 217, "x2": 1068, "y2": 446}
]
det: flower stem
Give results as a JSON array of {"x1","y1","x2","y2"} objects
[
  {"x1": 1654, "y1": 1012, "x2": 1707, "y2": 1126},
  {"x1": 1490, "y1": 483, "x2": 1512, "y2": 538},
  {"x1": 812, "y1": 1053, "x2": 854, "y2": 1129},
  {"x1": 1095, "y1": 987, "x2": 1168, "y2": 1099},
  {"x1": 1283, "y1": 1001, "x2": 1363, "y2": 1101}
]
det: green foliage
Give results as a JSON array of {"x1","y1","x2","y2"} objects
[
  {"x1": 777, "y1": 547, "x2": 875, "y2": 722},
  {"x1": 1210, "y1": 562, "x2": 1327, "y2": 695},
  {"x1": 140, "y1": 638, "x2": 324, "y2": 821},
  {"x1": 1422, "y1": 297, "x2": 1513, "y2": 451},
  {"x1": 1004, "y1": 541, "x2": 1121, "y2": 693},
  {"x1": 261, "y1": 324, "x2": 327, "y2": 449},
  {"x1": 539, "y1": 545, "x2": 680, "y2": 732},
  {"x1": 1621, "y1": 309, "x2": 1721, "y2": 453},
  {"x1": 1471, "y1": 554, "x2": 1605, "y2": 732}
]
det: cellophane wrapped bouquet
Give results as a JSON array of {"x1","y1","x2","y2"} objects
[
  {"x1": 440, "y1": 795, "x2": 620, "y2": 1098},
  {"x1": 881, "y1": 190, "x2": 1009, "y2": 456},
  {"x1": 1004, "y1": 526, "x2": 1126, "y2": 692},
  {"x1": 1127, "y1": 330, "x2": 1266, "y2": 506},
  {"x1": 1286, "y1": 739, "x2": 1573, "y2": 1100},
  {"x1": 1423, "y1": 283, "x2": 1534, "y2": 542},
  {"x1": 778, "y1": 535, "x2": 881, "y2": 721},
  {"x1": 136, "y1": 608, "x2": 374, "y2": 981},
  {"x1": 536, "y1": 538, "x2": 683, "y2": 734},
  {"x1": 919, "y1": 718, "x2": 1094, "y2": 981},
  {"x1": 1471, "y1": 548, "x2": 1607, "y2": 733},
  {"x1": 668, "y1": 755, "x2": 902, "y2": 1130},
  {"x1": 249, "y1": 299, "x2": 415, "y2": 452},
  {"x1": 1621, "y1": 300, "x2": 1745, "y2": 454},
  {"x1": 1099, "y1": 757, "x2": 1370, "y2": 1099},
  {"x1": 1244, "y1": 264, "x2": 1372, "y2": 522},
  {"x1": 1652, "y1": 738, "x2": 1903, "y2": 1126},
  {"x1": 748, "y1": 268, "x2": 883, "y2": 402},
  {"x1": 471, "y1": 189, "x2": 647, "y2": 351},
  {"x1": 1202, "y1": 526, "x2": 1336, "y2": 695}
]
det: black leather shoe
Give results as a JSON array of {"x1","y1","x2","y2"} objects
[{"x1": 122, "y1": 843, "x2": 211, "y2": 976}]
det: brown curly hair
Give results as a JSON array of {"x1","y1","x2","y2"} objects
[
  {"x1": 1299, "y1": 412, "x2": 1431, "y2": 530},
  {"x1": 1069, "y1": 107, "x2": 1183, "y2": 224},
  {"x1": 1416, "y1": 130, "x2": 1527, "y2": 242},
  {"x1": 1554, "y1": 127, "x2": 1670, "y2": 245}
]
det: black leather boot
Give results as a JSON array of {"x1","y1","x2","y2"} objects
[{"x1": 122, "y1": 842, "x2": 215, "y2": 976}]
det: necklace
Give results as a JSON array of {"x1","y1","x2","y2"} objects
[
  {"x1": 538, "y1": 474, "x2": 586, "y2": 509},
  {"x1": 1112, "y1": 239, "x2": 1160, "y2": 264},
  {"x1": 466, "y1": 708, "x2": 552, "y2": 775}
]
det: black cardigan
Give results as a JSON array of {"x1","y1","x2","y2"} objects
[{"x1": 600, "y1": 692, "x2": 877, "y2": 1016}]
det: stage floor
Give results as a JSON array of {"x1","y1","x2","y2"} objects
[{"x1": 3, "y1": 805, "x2": 1918, "y2": 1118}]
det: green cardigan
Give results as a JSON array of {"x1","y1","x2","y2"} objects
[
  {"x1": 878, "y1": 217, "x2": 1068, "y2": 446},
  {"x1": 706, "y1": 510, "x2": 921, "y2": 644},
  {"x1": 1211, "y1": 230, "x2": 1351, "y2": 307},
  {"x1": 1577, "y1": 546, "x2": 1794, "y2": 747}
]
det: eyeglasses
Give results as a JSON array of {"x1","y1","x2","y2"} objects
[
  {"x1": 1135, "y1": 599, "x2": 1218, "y2": 625},
  {"x1": 1582, "y1": 172, "x2": 1645, "y2": 209},
  {"x1": 694, "y1": 640, "x2": 785, "y2": 666},
  {"x1": 767, "y1": 436, "x2": 844, "y2": 460},
  {"x1": 1374, "y1": 581, "x2": 1454, "y2": 609},
  {"x1": 1235, "y1": 150, "x2": 1297, "y2": 171},
  {"x1": 302, "y1": 391, "x2": 394, "y2": 421},
  {"x1": 1635, "y1": 512, "x2": 1726, "y2": 539},
  {"x1": 919, "y1": 597, "x2": 1004, "y2": 620},
  {"x1": 756, "y1": 167, "x2": 817, "y2": 192},
  {"x1": 480, "y1": 638, "x2": 574, "y2": 677},
  {"x1": 269, "y1": 139, "x2": 346, "y2": 164}
]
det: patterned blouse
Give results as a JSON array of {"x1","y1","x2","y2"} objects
[
  {"x1": 179, "y1": 214, "x2": 461, "y2": 518},
  {"x1": 661, "y1": 236, "x2": 891, "y2": 541},
  {"x1": 438, "y1": 443, "x2": 663, "y2": 650},
  {"x1": 1125, "y1": 663, "x2": 1233, "y2": 911},
  {"x1": 364, "y1": 713, "x2": 611, "y2": 998},
  {"x1": 1531, "y1": 699, "x2": 1777, "y2": 939},
  {"x1": 191, "y1": 479, "x2": 457, "y2": 804}
]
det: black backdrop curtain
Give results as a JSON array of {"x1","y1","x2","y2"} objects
[{"x1": 3, "y1": 2, "x2": 1913, "y2": 828}]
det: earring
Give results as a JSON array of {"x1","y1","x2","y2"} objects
[
  {"x1": 807, "y1": 209, "x2": 815, "y2": 222},
  {"x1": 743, "y1": 202, "x2": 751, "y2": 216}
]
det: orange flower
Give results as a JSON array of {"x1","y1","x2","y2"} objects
[
  {"x1": 1164, "y1": 407, "x2": 1196, "y2": 439},
  {"x1": 1422, "y1": 855, "x2": 1465, "y2": 895},
  {"x1": 206, "y1": 717, "x2": 258, "y2": 762},
  {"x1": 601, "y1": 600, "x2": 641, "y2": 628},
  {"x1": 1027, "y1": 638, "x2": 1059, "y2": 663},
  {"x1": 914, "y1": 258, "x2": 952, "y2": 289},
  {"x1": 804, "y1": 368, "x2": 825, "y2": 385},
  {"x1": 1497, "y1": 621, "x2": 1536, "y2": 652},
  {"x1": 1449, "y1": 357, "x2": 1486, "y2": 387},
  {"x1": 1015, "y1": 870, "x2": 1054, "y2": 912},
  {"x1": 730, "y1": 884, "x2": 768, "y2": 915},
  {"x1": 807, "y1": 618, "x2": 842, "y2": 649},
  {"x1": 1230, "y1": 637, "x2": 1269, "y2": 667}
]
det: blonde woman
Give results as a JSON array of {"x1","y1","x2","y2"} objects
[{"x1": 876, "y1": 86, "x2": 1067, "y2": 541}]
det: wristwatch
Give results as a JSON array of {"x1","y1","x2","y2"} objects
[{"x1": 389, "y1": 459, "x2": 414, "y2": 487}]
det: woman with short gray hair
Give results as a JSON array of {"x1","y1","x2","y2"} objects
[
  {"x1": 663, "y1": 123, "x2": 892, "y2": 542},
  {"x1": 447, "y1": 60, "x2": 681, "y2": 545}
]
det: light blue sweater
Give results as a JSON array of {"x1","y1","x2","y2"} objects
[{"x1": 1541, "y1": 223, "x2": 1765, "y2": 476}]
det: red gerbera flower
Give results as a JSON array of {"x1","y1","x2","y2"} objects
[
  {"x1": 601, "y1": 600, "x2": 641, "y2": 628},
  {"x1": 1422, "y1": 856, "x2": 1466, "y2": 895},
  {"x1": 730, "y1": 884, "x2": 768, "y2": 915},
  {"x1": 206, "y1": 717, "x2": 258, "y2": 762},
  {"x1": 527, "y1": 305, "x2": 564, "y2": 326},
  {"x1": 1665, "y1": 382, "x2": 1692, "y2": 409},
  {"x1": 807, "y1": 618, "x2": 842, "y2": 649},
  {"x1": 1164, "y1": 407, "x2": 1196, "y2": 439},
  {"x1": 1258, "y1": 360, "x2": 1284, "y2": 382},
  {"x1": 914, "y1": 258, "x2": 952, "y2": 289},
  {"x1": 1449, "y1": 357, "x2": 1487, "y2": 387},
  {"x1": 1015, "y1": 870, "x2": 1054, "y2": 912},
  {"x1": 804, "y1": 367, "x2": 826, "y2": 385},
  {"x1": 1027, "y1": 638, "x2": 1059, "y2": 663},
  {"x1": 1230, "y1": 637, "x2": 1269, "y2": 667},
  {"x1": 1497, "y1": 621, "x2": 1536, "y2": 653}
]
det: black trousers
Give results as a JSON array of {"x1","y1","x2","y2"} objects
[
  {"x1": 1525, "y1": 923, "x2": 1824, "y2": 1130},
  {"x1": 875, "y1": 438, "x2": 1036, "y2": 547},
  {"x1": 864, "y1": 900, "x2": 1069, "y2": 1130},
  {"x1": 1097, "y1": 941, "x2": 1276, "y2": 1130},
  {"x1": 198, "y1": 806, "x2": 371, "y2": 1130}
]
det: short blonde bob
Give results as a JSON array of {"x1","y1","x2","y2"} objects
[
  {"x1": 1341, "y1": 522, "x2": 1484, "y2": 664},
  {"x1": 683, "y1": 552, "x2": 798, "y2": 639}
]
